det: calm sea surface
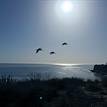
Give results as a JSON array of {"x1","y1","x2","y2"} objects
[{"x1": 0, "y1": 63, "x2": 98, "y2": 80}]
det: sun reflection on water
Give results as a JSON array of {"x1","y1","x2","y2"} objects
[{"x1": 54, "y1": 63, "x2": 78, "y2": 66}]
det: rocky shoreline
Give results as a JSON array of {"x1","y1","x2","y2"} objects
[{"x1": 91, "y1": 64, "x2": 107, "y2": 76}]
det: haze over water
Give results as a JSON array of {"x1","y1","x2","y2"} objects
[{"x1": 0, "y1": 63, "x2": 99, "y2": 81}]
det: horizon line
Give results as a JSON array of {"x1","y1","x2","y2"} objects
[{"x1": 0, "y1": 62, "x2": 104, "y2": 65}]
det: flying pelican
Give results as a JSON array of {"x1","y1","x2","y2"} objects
[
  {"x1": 50, "y1": 52, "x2": 56, "y2": 55},
  {"x1": 35, "y1": 48, "x2": 42, "y2": 54},
  {"x1": 62, "y1": 42, "x2": 68, "y2": 45}
]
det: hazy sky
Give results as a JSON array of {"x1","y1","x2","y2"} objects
[{"x1": 0, "y1": 0, "x2": 107, "y2": 64}]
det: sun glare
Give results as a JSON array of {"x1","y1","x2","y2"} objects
[
  {"x1": 61, "y1": 0, "x2": 73, "y2": 13},
  {"x1": 54, "y1": 63, "x2": 76, "y2": 66}
]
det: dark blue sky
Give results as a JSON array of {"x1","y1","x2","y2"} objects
[{"x1": 0, "y1": 0, "x2": 107, "y2": 64}]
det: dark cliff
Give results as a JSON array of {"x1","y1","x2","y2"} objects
[{"x1": 91, "y1": 64, "x2": 107, "y2": 75}]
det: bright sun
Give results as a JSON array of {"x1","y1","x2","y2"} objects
[{"x1": 61, "y1": 0, "x2": 73, "y2": 13}]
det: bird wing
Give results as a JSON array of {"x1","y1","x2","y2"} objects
[
  {"x1": 50, "y1": 52, "x2": 56, "y2": 55},
  {"x1": 35, "y1": 48, "x2": 42, "y2": 53},
  {"x1": 36, "y1": 49, "x2": 39, "y2": 53},
  {"x1": 62, "y1": 43, "x2": 68, "y2": 45}
]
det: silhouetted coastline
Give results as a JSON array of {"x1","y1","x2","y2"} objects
[
  {"x1": 0, "y1": 64, "x2": 107, "y2": 106},
  {"x1": 0, "y1": 76, "x2": 107, "y2": 107},
  {"x1": 91, "y1": 64, "x2": 107, "y2": 76}
]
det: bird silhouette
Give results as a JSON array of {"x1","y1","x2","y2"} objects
[
  {"x1": 35, "y1": 48, "x2": 42, "y2": 54},
  {"x1": 62, "y1": 42, "x2": 68, "y2": 45},
  {"x1": 50, "y1": 52, "x2": 56, "y2": 55}
]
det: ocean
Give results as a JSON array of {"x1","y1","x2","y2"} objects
[{"x1": 0, "y1": 63, "x2": 98, "y2": 80}]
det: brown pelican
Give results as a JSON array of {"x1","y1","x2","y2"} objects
[
  {"x1": 35, "y1": 48, "x2": 42, "y2": 54},
  {"x1": 62, "y1": 42, "x2": 68, "y2": 45},
  {"x1": 50, "y1": 52, "x2": 56, "y2": 55}
]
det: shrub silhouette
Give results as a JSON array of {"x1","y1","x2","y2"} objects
[{"x1": 0, "y1": 76, "x2": 106, "y2": 107}]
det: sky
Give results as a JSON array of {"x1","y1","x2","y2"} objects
[{"x1": 0, "y1": 0, "x2": 107, "y2": 64}]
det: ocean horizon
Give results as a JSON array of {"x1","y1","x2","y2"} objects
[{"x1": 0, "y1": 63, "x2": 99, "y2": 80}]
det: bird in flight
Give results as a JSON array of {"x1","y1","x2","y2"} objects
[
  {"x1": 62, "y1": 42, "x2": 68, "y2": 45},
  {"x1": 35, "y1": 48, "x2": 42, "y2": 54},
  {"x1": 50, "y1": 51, "x2": 56, "y2": 55}
]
